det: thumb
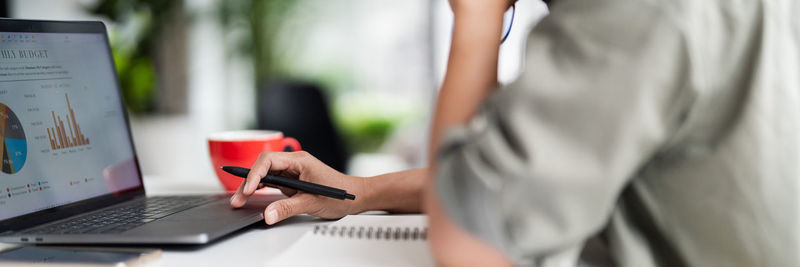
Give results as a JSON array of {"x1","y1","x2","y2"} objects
[{"x1": 264, "y1": 194, "x2": 316, "y2": 225}]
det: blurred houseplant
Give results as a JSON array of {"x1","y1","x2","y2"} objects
[
  {"x1": 88, "y1": 0, "x2": 184, "y2": 114},
  {"x1": 218, "y1": 0, "x2": 401, "y2": 153},
  {"x1": 90, "y1": 0, "x2": 405, "y2": 153},
  {"x1": 217, "y1": 0, "x2": 295, "y2": 86}
]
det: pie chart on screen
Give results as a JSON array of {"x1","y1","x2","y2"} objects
[{"x1": 0, "y1": 103, "x2": 26, "y2": 174}]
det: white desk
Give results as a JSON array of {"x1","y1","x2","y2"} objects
[
  {"x1": 151, "y1": 215, "x2": 326, "y2": 267},
  {"x1": 0, "y1": 175, "x2": 585, "y2": 266},
  {"x1": 0, "y1": 175, "x2": 336, "y2": 267},
  {"x1": 146, "y1": 175, "x2": 339, "y2": 267}
]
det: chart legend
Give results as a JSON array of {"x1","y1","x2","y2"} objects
[
  {"x1": 0, "y1": 102, "x2": 27, "y2": 174},
  {"x1": 46, "y1": 93, "x2": 90, "y2": 150}
]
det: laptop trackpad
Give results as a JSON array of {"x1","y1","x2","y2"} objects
[
  {"x1": 164, "y1": 194, "x2": 282, "y2": 221},
  {"x1": 125, "y1": 194, "x2": 285, "y2": 236}
]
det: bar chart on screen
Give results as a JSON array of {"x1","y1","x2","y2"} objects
[{"x1": 46, "y1": 93, "x2": 90, "y2": 151}]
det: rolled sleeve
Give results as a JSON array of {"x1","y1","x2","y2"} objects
[{"x1": 435, "y1": 0, "x2": 692, "y2": 264}]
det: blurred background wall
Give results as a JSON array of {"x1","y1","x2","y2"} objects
[{"x1": 3, "y1": 0, "x2": 547, "y2": 185}]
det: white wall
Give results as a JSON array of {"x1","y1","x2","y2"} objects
[
  {"x1": 431, "y1": 0, "x2": 549, "y2": 86},
  {"x1": 11, "y1": 0, "x2": 101, "y2": 21}
]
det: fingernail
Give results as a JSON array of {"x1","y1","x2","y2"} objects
[
  {"x1": 230, "y1": 194, "x2": 239, "y2": 204},
  {"x1": 266, "y1": 208, "x2": 279, "y2": 224}
]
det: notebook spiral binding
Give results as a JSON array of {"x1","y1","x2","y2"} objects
[{"x1": 313, "y1": 225, "x2": 428, "y2": 241}]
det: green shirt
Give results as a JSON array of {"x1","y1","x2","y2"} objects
[{"x1": 436, "y1": 0, "x2": 800, "y2": 266}]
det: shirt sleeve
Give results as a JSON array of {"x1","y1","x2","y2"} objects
[{"x1": 435, "y1": 0, "x2": 693, "y2": 264}]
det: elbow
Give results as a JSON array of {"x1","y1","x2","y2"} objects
[
  {"x1": 426, "y1": 187, "x2": 513, "y2": 267},
  {"x1": 428, "y1": 219, "x2": 514, "y2": 267}
]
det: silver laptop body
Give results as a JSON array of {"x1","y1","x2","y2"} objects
[{"x1": 0, "y1": 19, "x2": 279, "y2": 245}]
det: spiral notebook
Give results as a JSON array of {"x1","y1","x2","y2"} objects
[{"x1": 266, "y1": 215, "x2": 434, "y2": 267}]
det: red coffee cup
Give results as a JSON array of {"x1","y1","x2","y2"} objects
[{"x1": 208, "y1": 130, "x2": 301, "y2": 191}]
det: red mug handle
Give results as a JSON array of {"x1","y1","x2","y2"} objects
[{"x1": 281, "y1": 137, "x2": 301, "y2": 152}]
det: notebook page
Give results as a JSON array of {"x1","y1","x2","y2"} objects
[{"x1": 265, "y1": 215, "x2": 434, "y2": 267}]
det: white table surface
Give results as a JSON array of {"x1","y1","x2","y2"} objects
[
  {"x1": 0, "y1": 175, "x2": 337, "y2": 267},
  {"x1": 0, "y1": 175, "x2": 587, "y2": 266}
]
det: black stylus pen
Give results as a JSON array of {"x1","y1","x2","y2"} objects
[{"x1": 220, "y1": 166, "x2": 356, "y2": 200}]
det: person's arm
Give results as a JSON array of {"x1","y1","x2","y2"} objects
[
  {"x1": 363, "y1": 168, "x2": 427, "y2": 214},
  {"x1": 427, "y1": 0, "x2": 690, "y2": 264},
  {"x1": 428, "y1": 1, "x2": 508, "y2": 160},
  {"x1": 426, "y1": 171, "x2": 512, "y2": 267},
  {"x1": 425, "y1": 1, "x2": 514, "y2": 266},
  {"x1": 230, "y1": 151, "x2": 426, "y2": 224}
]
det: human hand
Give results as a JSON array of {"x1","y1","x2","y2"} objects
[{"x1": 229, "y1": 151, "x2": 368, "y2": 225}]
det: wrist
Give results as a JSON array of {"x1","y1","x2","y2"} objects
[
  {"x1": 345, "y1": 176, "x2": 372, "y2": 214},
  {"x1": 358, "y1": 175, "x2": 391, "y2": 212},
  {"x1": 358, "y1": 169, "x2": 427, "y2": 213}
]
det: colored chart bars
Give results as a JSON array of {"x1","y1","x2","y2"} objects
[{"x1": 47, "y1": 94, "x2": 90, "y2": 150}]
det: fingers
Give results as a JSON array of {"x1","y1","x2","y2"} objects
[
  {"x1": 232, "y1": 151, "x2": 311, "y2": 207},
  {"x1": 230, "y1": 180, "x2": 248, "y2": 208},
  {"x1": 243, "y1": 153, "x2": 271, "y2": 195},
  {"x1": 275, "y1": 185, "x2": 298, "y2": 197},
  {"x1": 264, "y1": 193, "x2": 318, "y2": 225},
  {"x1": 245, "y1": 151, "x2": 310, "y2": 194},
  {"x1": 231, "y1": 152, "x2": 272, "y2": 207}
]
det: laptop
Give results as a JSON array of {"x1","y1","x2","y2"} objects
[{"x1": 0, "y1": 19, "x2": 282, "y2": 244}]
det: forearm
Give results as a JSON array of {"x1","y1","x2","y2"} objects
[
  {"x1": 428, "y1": 3, "x2": 506, "y2": 163},
  {"x1": 425, "y1": 2, "x2": 512, "y2": 265},
  {"x1": 359, "y1": 168, "x2": 427, "y2": 213}
]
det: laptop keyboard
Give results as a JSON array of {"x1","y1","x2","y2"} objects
[{"x1": 22, "y1": 196, "x2": 218, "y2": 235}]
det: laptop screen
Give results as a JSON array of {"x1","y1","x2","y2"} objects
[{"x1": 0, "y1": 31, "x2": 141, "y2": 221}]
